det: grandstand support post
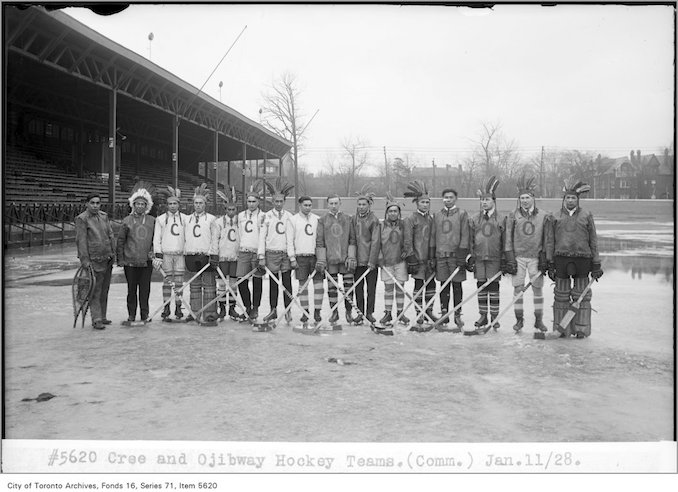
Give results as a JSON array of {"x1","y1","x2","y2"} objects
[
  {"x1": 172, "y1": 114, "x2": 179, "y2": 191},
  {"x1": 241, "y1": 142, "x2": 247, "y2": 209},
  {"x1": 262, "y1": 152, "x2": 267, "y2": 211},
  {"x1": 213, "y1": 129, "x2": 219, "y2": 215},
  {"x1": 108, "y1": 89, "x2": 117, "y2": 210}
]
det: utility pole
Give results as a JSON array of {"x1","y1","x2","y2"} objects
[
  {"x1": 539, "y1": 145, "x2": 544, "y2": 198},
  {"x1": 432, "y1": 158, "x2": 436, "y2": 196},
  {"x1": 383, "y1": 146, "x2": 390, "y2": 194}
]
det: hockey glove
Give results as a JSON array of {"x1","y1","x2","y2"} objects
[
  {"x1": 591, "y1": 262, "x2": 604, "y2": 281},
  {"x1": 290, "y1": 258, "x2": 298, "y2": 270},
  {"x1": 538, "y1": 251, "x2": 548, "y2": 273},
  {"x1": 456, "y1": 249, "x2": 468, "y2": 269},
  {"x1": 466, "y1": 256, "x2": 475, "y2": 273},
  {"x1": 315, "y1": 260, "x2": 326, "y2": 274},
  {"x1": 209, "y1": 255, "x2": 219, "y2": 269},
  {"x1": 547, "y1": 261, "x2": 556, "y2": 281},
  {"x1": 152, "y1": 258, "x2": 163, "y2": 270}
]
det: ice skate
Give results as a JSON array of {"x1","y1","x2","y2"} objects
[
  {"x1": 161, "y1": 305, "x2": 172, "y2": 323},
  {"x1": 513, "y1": 317, "x2": 524, "y2": 333}
]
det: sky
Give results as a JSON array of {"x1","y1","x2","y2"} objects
[{"x1": 64, "y1": 3, "x2": 675, "y2": 174}]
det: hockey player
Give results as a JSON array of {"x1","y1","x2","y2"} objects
[
  {"x1": 403, "y1": 180, "x2": 438, "y2": 325},
  {"x1": 315, "y1": 194, "x2": 357, "y2": 324},
  {"x1": 546, "y1": 178, "x2": 603, "y2": 338},
  {"x1": 75, "y1": 192, "x2": 116, "y2": 330},
  {"x1": 351, "y1": 185, "x2": 380, "y2": 324},
  {"x1": 210, "y1": 187, "x2": 246, "y2": 321},
  {"x1": 431, "y1": 188, "x2": 469, "y2": 330},
  {"x1": 377, "y1": 193, "x2": 409, "y2": 325},
  {"x1": 259, "y1": 178, "x2": 295, "y2": 323},
  {"x1": 116, "y1": 182, "x2": 155, "y2": 325},
  {"x1": 466, "y1": 176, "x2": 512, "y2": 335},
  {"x1": 183, "y1": 183, "x2": 218, "y2": 326},
  {"x1": 505, "y1": 174, "x2": 551, "y2": 333},
  {"x1": 236, "y1": 183, "x2": 266, "y2": 321},
  {"x1": 289, "y1": 195, "x2": 324, "y2": 325},
  {"x1": 153, "y1": 186, "x2": 189, "y2": 322}
]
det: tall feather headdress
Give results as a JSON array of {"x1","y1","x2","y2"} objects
[
  {"x1": 384, "y1": 191, "x2": 403, "y2": 218},
  {"x1": 264, "y1": 177, "x2": 294, "y2": 200},
  {"x1": 477, "y1": 175, "x2": 500, "y2": 200},
  {"x1": 165, "y1": 185, "x2": 181, "y2": 203},
  {"x1": 355, "y1": 183, "x2": 376, "y2": 204},
  {"x1": 128, "y1": 180, "x2": 154, "y2": 214},
  {"x1": 404, "y1": 180, "x2": 430, "y2": 203},
  {"x1": 246, "y1": 179, "x2": 265, "y2": 200},
  {"x1": 216, "y1": 186, "x2": 238, "y2": 206},
  {"x1": 516, "y1": 173, "x2": 537, "y2": 197},
  {"x1": 193, "y1": 183, "x2": 210, "y2": 202},
  {"x1": 562, "y1": 176, "x2": 591, "y2": 196}
]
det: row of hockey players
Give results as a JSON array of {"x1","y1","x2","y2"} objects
[{"x1": 75, "y1": 175, "x2": 602, "y2": 337}]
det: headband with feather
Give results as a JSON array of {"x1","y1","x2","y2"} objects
[
  {"x1": 166, "y1": 185, "x2": 181, "y2": 203},
  {"x1": 216, "y1": 186, "x2": 238, "y2": 206},
  {"x1": 384, "y1": 191, "x2": 403, "y2": 218},
  {"x1": 128, "y1": 180, "x2": 154, "y2": 214},
  {"x1": 246, "y1": 179, "x2": 264, "y2": 200},
  {"x1": 516, "y1": 173, "x2": 537, "y2": 197},
  {"x1": 404, "y1": 180, "x2": 430, "y2": 203},
  {"x1": 193, "y1": 183, "x2": 210, "y2": 203},
  {"x1": 355, "y1": 183, "x2": 376, "y2": 205},
  {"x1": 264, "y1": 177, "x2": 294, "y2": 200},
  {"x1": 562, "y1": 176, "x2": 591, "y2": 196},
  {"x1": 477, "y1": 175, "x2": 500, "y2": 200}
]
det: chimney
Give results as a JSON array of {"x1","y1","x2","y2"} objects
[
  {"x1": 665, "y1": 148, "x2": 669, "y2": 166},
  {"x1": 630, "y1": 150, "x2": 635, "y2": 164}
]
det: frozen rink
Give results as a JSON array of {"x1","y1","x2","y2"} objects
[{"x1": 2, "y1": 216, "x2": 674, "y2": 446}]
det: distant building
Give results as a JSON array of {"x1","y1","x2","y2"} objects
[{"x1": 595, "y1": 149, "x2": 674, "y2": 199}]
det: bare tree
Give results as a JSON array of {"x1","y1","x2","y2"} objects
[
  {"x1": 339, "y1": 136, "x2": 370, "y2": 196},
  {"x1": 469, "y1": 121, "x2": 523, "y2": 180},
  {"x1": 260, "y1": 72, "x2": 307, "y2": 206},
  {"x1": 390, "y1": 156, "x2": 415, "y2": 196}
]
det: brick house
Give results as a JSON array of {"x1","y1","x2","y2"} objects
[{"x1": 595, "y1": 149, "x2": 674, "y2": 199}]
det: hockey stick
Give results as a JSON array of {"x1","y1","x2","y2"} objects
[
  {"x1": 324, "y1": 270, "x2": 383, "y2": 333},
  {"x1": 262, "y1": 265, "x2": 314, "y2": 329},
  {"x1": 493, "y1": 271, "x2": 544, "y2": 328},
  {"x1": 558, "y1": 276, "x2": 596, "y2": 330},
  {"x1": 147, "y1": 262, "x2": 209, "y2": 321},
  {"x1": 432, "y1": 271, "x2": 502, "y2": 330},
  {"x1": 380, "y1": 266, "x2": 435, "y2": 327},
  {"x1": 390, "y1": 270, "x2": 437, "y2": 327},
  {"x1": 324, "y1": 266, "x2": 373, "y2": 322},
  {"x1": 273, "y1": 270, "x2": 319, "y2": 330},
  {"x1": 196, "y1": 266, "x2": 256, "y2": 318},
  {"x1": 417, "y1": 266, "x2": 460, "y2": 321}
]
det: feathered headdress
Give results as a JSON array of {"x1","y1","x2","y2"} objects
[
  {"x1": 516, "y1": 173, "x2": 537, "y2": 197},
  {"x1": 562, "y1": 176, "x2": 591, "y2": 196},
  {"x1": 193, "y1": 183, "x2": 210, "y2": 202},
  {"x1": 477, "y1": 175, "x2": 500, "y2": 200},
  {"x1": 384, "y1": 191, "x2": 403, "y2": 219},
  {"x1": 216, "y1": 186, "x2": 238, "y2": 206},
  {"x1": 246, "y1": 179, "x2": 264, "y2": 200},
  {"x1": 165, "y1": 185, "x2": 181, "y2": 204},
  {"x1": 128, "y1": 180, "x2": 154, "y2": 214},
  {"x1": 264, "y1": 177, "x2": 294, "y2": 200},
  {"x1": 404, "y1": 180, "x2": 430, "y2": 203},
  {"x1": 355, "y1": 183, "x2": 376, "y2": 205}
]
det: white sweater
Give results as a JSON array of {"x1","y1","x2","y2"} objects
[
  {"x1": 237, "y1": 209, "x2": 264, "y2": 252},
  {"x1": 258, "y1": 209, "x2": 294, "y2": 257},
  {"x1": 210, "y1": 215, "x2": 240, "y2": 261},
  {"x1": 153, "y1": 211, "x2": 189, "y2": 256},
  {"x1": 288, "y1": 212, "x2": 320, "y2": 259},
  {"x1": 184, "y1": 212, "x2": 216, "y2": 255}
]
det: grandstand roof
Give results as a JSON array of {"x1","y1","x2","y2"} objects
[{"x1": 5, "y1": 5, "x2": 292, "y2": 160}]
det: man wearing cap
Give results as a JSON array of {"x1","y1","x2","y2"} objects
[
  {"x1": 466, "y1": 176, "x2": 511, "y2": 334},
  {"x1": 116, "y1": 182, "x2": 156, "y2": 325},
  {"x1": 75, "y1": 192, "x2": 116, "y2": 330},
  {"x1": 377, "y1": 195, "x2": 409, "y2": 325},
  {"x1": 153, "y1": 186, "x2": 189, "y2": 321},
  {"x1": 210, "y1": 188, "x2": 247, "y2": 321},
  {"x1": 545, "y1": 178, "x2": 602, "y2": 338},
  {"x1": 315, "y1": 194, "x2": 357, "y2": 324},
  {"x1": 403, "y1": 180, "x2": 438, "y2": 325},
  {"x1": 431, "y1": 188, "x2": 469, "y2": 330},
  {"x1": 505, "y1": 175, "x2": 551, "y2": 334},
  {"x1": 259, "y1": 179, "x2": 295, "y2": 323},
  {"x1": 183, "y1": 184, "x2": 218, "y2": 326},
  {"x1": 289, "y1": 196, "x2": 323, "y2": 324},
  {"x1": 351, "y1": 187, "x2": 381, "y2": 324},
  {"x1": 236, "y1": 184, "x2": 265, "y2": 321}
]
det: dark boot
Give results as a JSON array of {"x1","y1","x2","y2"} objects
[
  {"x1": 534, "y1": 312, "x2": 547, "y2": 332},
  {"x1": 300, "y1": 313, "x2": 309, "y2": 323},
  {"x1": 491, "y1": 315, "x2": 500, "y2": 331},
  {"x1": 379, "y1": 311, "x2": 392, "y2": 325},
  {"x1": 397, "y1": 311, "x2": 410, "y2": 324},
  {"x1": 228, "y1": 305, "x2": 246, "y2": 321},
  {"x1": 474, "y1": 313, "x2": 488, "y2": 327},
  {"x1": 426, "y1": 309, "x2": 438, "y2": 323},
  {"x1": 314, "y1": 309, "x2": 322, "y2": 323},
  {"x1": 161, "y1": 304, "x2": 172, "y2": 322},
  {"x1": 345, "y1": 309, "x2": 354, "y2": 324},
  {"x1": 439, "y1": 309, "x2": 449, "y2": 325},
  {"x1": 329, "y1": 306, "x2": 339, "y2": 324},
  {"x1": 513, "y1": 317, "x2": 524, "y2": 332},
  {"x1": 454, "y1": 312, "x2": 464, "y2": 328},
  {"x1": 217, "y1": 302, "x2": 227, "y2": 320},
  {"x1": 174, "y1": 304, "x2": 184, "y2": 320},
  {"x1": 353, "y1": 313, "x2": 364, "y2": 325},
  {"x1": 366, "y1": 312, "x2": 377, "y2": 324},
  {"x1": 262, "y1": 310, "x2": 277, "y2": 323}
]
